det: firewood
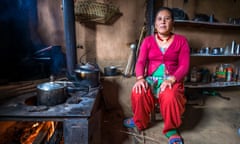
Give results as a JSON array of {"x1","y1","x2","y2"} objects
[{"x1": 120, "y1": 130, "x2": 161, "y2": 144}]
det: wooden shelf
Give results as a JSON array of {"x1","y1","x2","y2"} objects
[
  {"x1": 191, "y1": 54, "x2": 240, "y2": 57},
  {"x1": 185, "y1": 81, "x2": 240, "y2": 88},
  {"x1": 175, "y1": 20, "x2": 240, "y2": 30}
]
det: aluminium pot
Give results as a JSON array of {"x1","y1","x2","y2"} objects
[
  {"x1": 104, "y1": 66, "x2": 118, "y2": 76},
  {"x1": 74, "y1": 64, "x2": 100, "y2": 88},
  {"x1": 37, "y1": 82, "x2": 67, "y2": 106}
]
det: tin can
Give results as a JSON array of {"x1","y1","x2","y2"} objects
[{"x1": 233, "y1": 67, "x2": 239, "y2": 81}]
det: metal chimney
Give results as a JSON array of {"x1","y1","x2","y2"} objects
[{"x1": 62, "y1": 0, "x2": 77, "y2": 78}]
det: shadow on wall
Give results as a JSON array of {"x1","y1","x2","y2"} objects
[{"x1": 0, "y1": 0, "x2": 65, "y2": 83}]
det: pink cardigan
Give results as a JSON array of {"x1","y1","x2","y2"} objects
[{"x1": 135, "y1": 34, "x2": 190, "y2": 82}]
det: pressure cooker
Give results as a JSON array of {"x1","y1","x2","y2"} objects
[{"x1": 74, "y1": 63, "x2": 100, "y2": 88}]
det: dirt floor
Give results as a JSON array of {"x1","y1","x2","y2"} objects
[
  {"x1": 0, "y1": 77, "x2": 239, "y2": 144},
  {"x1": 101, "y1": 88, "x2": 240, "y2": 144}
]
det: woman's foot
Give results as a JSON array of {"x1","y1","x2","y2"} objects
[
  {"x1": 168, "y1": 135, "x2": 184, "y2": 144},
  {"x1": 123, "y1": 117, "x2": 136, "y2": 128}
]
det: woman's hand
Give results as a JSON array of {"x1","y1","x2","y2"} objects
[
  {"x1": 160, "y1": 76, "x2": 175, "y2": 92},
  {"x1": 133, "y1": 78, "x2": 148, "y2": 94}
]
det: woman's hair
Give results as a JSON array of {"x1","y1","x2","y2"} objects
[{"x1": 154, "y1": 7, "x2": 174, "y2": 21}]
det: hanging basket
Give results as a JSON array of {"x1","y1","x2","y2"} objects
[{"x1": 74, "y1": 1, "x2": 121, "y2": 24}]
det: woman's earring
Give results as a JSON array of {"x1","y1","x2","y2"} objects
[{"x1": 154, "y1": 28, "x2": 157, "y2": 33}]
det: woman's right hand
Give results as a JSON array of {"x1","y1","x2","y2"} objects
[{"x1": 133, "y1": 78, "x2": 148, "y2": 94}]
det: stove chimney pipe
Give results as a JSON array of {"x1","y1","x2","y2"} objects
[{"x1": 62, "y1": 0, "x2": 77, "y2": 78}]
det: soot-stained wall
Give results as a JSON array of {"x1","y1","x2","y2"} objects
[{"x1": 0, "y1": 0, "x2": 65, "y2": 82}]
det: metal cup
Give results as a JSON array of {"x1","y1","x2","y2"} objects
[
  {"x1": 209, "y1": 14, "x2": 214, "y2": 23},
  {"x1": 220, "y1": 47, "x2": 225, "y2": 55},
  {"x1": 205, "y1": 47, "x2": 210, "y2": 55}
]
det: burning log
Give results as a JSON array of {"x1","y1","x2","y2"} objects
[
  {"x1": 33, "y1": 121, "x2": 56, "y2": 144},
  {"x1": 20, "y1": 121, "x2": 57, "y2": 144},
  {"x1": 20, "y1": 122, "x2": 45, "y2": 144}
]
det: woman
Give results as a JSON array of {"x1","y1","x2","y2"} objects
[{"x1": 123, "y1": 7, "x2": 190, "y2": 144}]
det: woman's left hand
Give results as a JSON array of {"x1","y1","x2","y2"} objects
[{"x1": 160, "y1": 79, "x2": 174, "y2": 92}]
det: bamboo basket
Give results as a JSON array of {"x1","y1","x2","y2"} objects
[{"x1": 74, "y1": 1, "x2": 120, "y2": 24}]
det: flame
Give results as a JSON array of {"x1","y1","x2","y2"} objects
[
  {"x1": 20, "y1": 121, "x2": 56, "y2": 144},
  {"x1": 46, "y1": 121, "x2": 56, "y2": 141}
]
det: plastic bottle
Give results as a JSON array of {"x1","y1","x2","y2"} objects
[
  {"x1": 226, "y1": 67, "x2": 233, "y2": 82},
  {"x1": 216, "y1": 64, "x2": 225, "y2": 82}
]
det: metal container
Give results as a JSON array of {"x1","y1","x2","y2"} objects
[
  {"x1": 219, "y1": 47, "x2": 225, "y2": 55},
  {"x1": 236, "y1": 44, "x2": 240, "y2": 55},
  {"x1": 211, "y1": 47, "x2": 220, "y2": 55},
  {"x1": 74, "y1": 64, "x2": 100, "y2": 87},
  {"x1": 231, "y1": 40, "x2": 236, "y2": 55},
  {"x1": 104, "y1": 66, "x2": 118, "y2": 76},
  {"x1": 37, "y1": 82, "x2": 67, "y2": 106}
]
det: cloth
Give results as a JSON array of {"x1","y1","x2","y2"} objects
[
  {"x1": 135, "y1": 34, "x2": 190, "y2": 82},
  {"x1": 131, "y1": 82, "x2": 186, "y2": 134},
  {"x1": 146, "y1": 64, "x2": 165, "y2": 98}
]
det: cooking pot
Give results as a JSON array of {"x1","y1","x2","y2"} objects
[
  {"x1": 37, "y1": 82, "x2": 67, "y2": 106},
  {"x1": 74, "y1": 63, "x2": 100, "y2": 87},
  {"x1": 104, "y1": 66, "x2": 118, "y2": 76}
]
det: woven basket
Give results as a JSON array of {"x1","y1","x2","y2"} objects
[{"x1": 74, "y1": 1, "x2": 120, "y2": 24}]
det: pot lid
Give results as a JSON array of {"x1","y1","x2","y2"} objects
[
  {"x1": 75, "y1": 63, "x2": 100, "y2": 72},
  {"x1": 37, "y1": 82, "x2": 64, "y2": 91}
]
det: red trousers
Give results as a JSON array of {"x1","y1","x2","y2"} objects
[{"x1": 131, "y1": 82, "x2": 186, "y2": 134}]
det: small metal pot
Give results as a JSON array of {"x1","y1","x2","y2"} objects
[
  {"x1": 37, "y1": 82, "x2": 67, "y2": 106},
  {"x1": 104, "y1": 66, "x2": 118, "y2": 76}
]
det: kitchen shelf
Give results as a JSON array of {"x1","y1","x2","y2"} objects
[
  {"x1": 185, "y1": 81, "x2": 240, "y2": 88},
  {"x1": 191, "y1": 53, "x2": 240, "y2": 57},
  {"x1": 175, "y1": 20, "x2": 240, "y2": 30}
]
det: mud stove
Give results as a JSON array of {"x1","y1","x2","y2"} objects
[{"x1": 0, "y1": 85, "x2": 102, "y2": 144}]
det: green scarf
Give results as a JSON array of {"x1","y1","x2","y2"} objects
[{"x1": 146, "y1": 64, "x2": 165, "y2": 97}]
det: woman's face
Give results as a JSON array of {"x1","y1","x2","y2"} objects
[{"x1": 155, "y1": 9, "x2": 174, "y2": 35}]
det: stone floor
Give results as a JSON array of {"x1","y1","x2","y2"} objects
[{"x1": 101, "y1": 88, "x2": 240, "y2": 144}]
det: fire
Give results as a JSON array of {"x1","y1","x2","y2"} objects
[
  {"x1": 46, "y1": 121, "x2": 55, "y2": 141},
  {"x1": 20, "y1": 121, "x2": 56, "y2": 144}
]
